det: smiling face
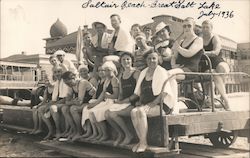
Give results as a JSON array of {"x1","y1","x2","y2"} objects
[
  {"x1": 202, "y1": 22, "x2": 212, "y2": 35},
  {"x1": 110, "y1": 15, "x2": 121, "y2": 30},
  {"x1": 146, "y1": 52, "x2": 159, "y2": 69},
  {"x1": 56, "y1": 55, "x2": 64, "y2": 63},
  {"x1": 121, "y1": 54, "x2": 132, "y2": 69},
  {"x1": 49, "y1": 57, "x2": 58, "y2": 66},
  {"x1": 98, "y1": 66, "x2": 106, "y2": 79},
  {"x1": 79, "y1": 67, "x2": 89, "y2": 79}
]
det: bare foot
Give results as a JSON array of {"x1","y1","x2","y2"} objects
[
  {"x1": 136, "y1": 143, "x2": 147, "y2": 153},
  {"x1": 71, "y1": 134, "x2": 81, "y2": 142},
  {"x1": 43, "y1": 132, "x2": 53, "y2": 140},
  {"x1": 80, "y1": 130, "x2": 92, "y2": 138},
  {"x1": 113, "y1": 134, "x2": 123, "y2": 146},
  {"x1": 132, "y1": 143, "x2": 139, "y2": 152},
  {"x1": 98, "y1": 134, "x2": 108, "y2": 142},
  {"x1": 120, "y1": 134, "x2": 133, "y2": 146},
  {"x1": 33, "y1": 129, "x2": 43, "y2": 135}
]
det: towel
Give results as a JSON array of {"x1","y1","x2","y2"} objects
[
  {"x1": 51, "y1": 80, "x2": 59, "y2": 101},
  {"x1": 111, "y1": 27, "x2": 134, "y2": 53},
  {"x1": 134, "y1": 65, "x2": 177, "y2": 108}
]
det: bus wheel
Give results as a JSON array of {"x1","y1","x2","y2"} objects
[{"x1": 208, "y1": 130, "x2": 238, "y2": 148}]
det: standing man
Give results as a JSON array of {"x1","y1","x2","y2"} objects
[
  {"x1": 108, "y1": 14, "x2": 134, "y2": 55},
  {"x1": 91, "y1": 22, "x2": 112, "y2": 76}
]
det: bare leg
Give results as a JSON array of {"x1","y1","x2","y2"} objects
[
  {"x1": 70, "y1": 105, "x2": 84, "y2": 141},
  {"x1": 214, "y1": 63, "x2": 230, "y2": 110},
  {"x1": 30, "y1": 108, "x2": 39, "y2": 134},
  {"x1": 33, "y1": 106, "x2": 46, "y2": 134},
  {"x1": 136, "y1": 107, "x2": 148, "y2": 152},
  {"x1": 86, "y1": 112, "x2": 100, "y2": 140},
  {"x1": 214, "y1": 75, "x2": 230, "y2": 110},
  {"x1": 40, "y1": 108, "x2": 54, "y2": 140},
  {"x1": 131, "y1": 108, "x2": 140, "y2": 152},
  {"x1": 50, "y1": 104, "x2": 62, "y2": 139},
  {"x1": 97, "y1": 121, "x2": 108, "y2": 142},
  {"x1": 113, "y1": 107, "x2": 134, "y2": 146},
  {"x1": 105, "y1": 110, "x2": 123, "y2": 146},
  {"x1": 61, "y1": 106, "x2": 76, "y2": 139}
]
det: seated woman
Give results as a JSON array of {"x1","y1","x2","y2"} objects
[
  {"x1": 131, "y1": 50, "x2": 177, "y2": 152},
  {"x1": 201, "y1": 20, "x2": 230, "y2": 110},
  {"x1": 170, "y1": 17, "x2": 203, "y2": 80},
  {"x1": 30, "y1": 78, "x2": 54, "y2": 135},
  {"x1": 78, "y1": 64, "x2": 98, "y2": 88},
  {"x1": 105, "y1": 52, "x2": 140, "y2": 146},
  {"x1": 80, "y1": 65, "x2": 106, "y2": 140},
  {"x1": 60, "y1": 71, "x2": 96, "y2": 141},
  {"x1": 84, "y1": 61, "x2": 119, "y2": 142}
]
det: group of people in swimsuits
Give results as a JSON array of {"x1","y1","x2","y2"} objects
[{"x1": 29, "y1": 14, "x2": 231, "y2": 153}]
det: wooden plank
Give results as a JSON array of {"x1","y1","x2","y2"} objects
[
  {"x1": 37, "y1": 141, "x2": 137, "y2": 158},
  {"x1": 165, "y1": 111, "x2": 250, "y2": 126},
  {"x1": 0, "y1": 123, "x2": 32, "y2": 132},
  {"x1": 184, "y1": 119, "x2": 249, "y2": 135},
  {"x1": 212, "y1": 153, "x2": 249, "y2": 158}
]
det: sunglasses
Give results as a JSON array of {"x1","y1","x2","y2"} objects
[{"x1": 183, "y1": 24, "x2": 192, "y2": 28}]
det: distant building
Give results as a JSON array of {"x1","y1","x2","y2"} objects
[
  {"x1": 43, "y1": 18, "x2": 112, "y2": 55},
  {"x1": 237, "y1": 42, "x2": 250, "y2": 92}
]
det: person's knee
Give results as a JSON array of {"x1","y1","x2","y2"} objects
[
  {"x1": 61, "y1": 106, "x2": 69, "y2": 115},
  {"x1": 216, "y1": 62, "x2": 230, "y2": 73},
  {"x1": 70, "y1": 106, "x2": 77, "y2": 114},
  {"x1": 104, "y1": 110, "x2": 111, "y2": 119},
  {"x1": 50, "y1": 104, "x2": 58, "y2": 113}
]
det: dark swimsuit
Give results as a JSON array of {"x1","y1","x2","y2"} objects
[
  {"x1": 200, "y1": 36, "x2": 224, "y2": 72},
  {"x1": 96, "y1": 81, "x2": 104, "y2": 99},
  {"x1": 120, "y1": 72, "x2": 137, "y2": 105},
  {"x1": 140, "y1": 78, "x2": 172, "y2": 114},
  {"x1": 176, "y1": 37, "x2": 203, "y2": 72}
]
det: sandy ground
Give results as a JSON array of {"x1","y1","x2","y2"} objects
[
  {"x1": 0, "y1": 127, "x2": 249, "y2": 157},
  {"x1": 0, "y1": 129, "x2": 70, "y2": 157}
]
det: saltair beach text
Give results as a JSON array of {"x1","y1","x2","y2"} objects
[{"x1": 81, "y1": 0, "x2": 235, "y2": 19}]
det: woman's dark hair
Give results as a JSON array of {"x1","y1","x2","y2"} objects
[
  {"x1": 61, "y1": 71, "x2": 76, "y2": 80},
  {"x1": 119, "y1": 51, "x2": 134, "y2": 64}
]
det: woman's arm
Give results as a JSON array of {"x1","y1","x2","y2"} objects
[
  {"x1": 175, "y1": 37, "x2": 203, "y2": 58},
  {"x1": 117, "y1": 73, "x2": 123, "y2": 101},
  {"x1": 105, "y1": 77, "x2": 119, "y2": 99}
]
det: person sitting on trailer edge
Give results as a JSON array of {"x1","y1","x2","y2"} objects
[{"x1": 131, "y1": 50, "x2": 177, "y2": 152}]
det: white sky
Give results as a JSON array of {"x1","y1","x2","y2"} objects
[{"x1": 1, "y1": 0, "x2": 249, "y2": 58}]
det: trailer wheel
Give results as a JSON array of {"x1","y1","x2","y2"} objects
[{"x1": 208, "y1": 131, "x2": 238, "y2": 148}]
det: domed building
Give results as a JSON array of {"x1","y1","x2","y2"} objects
[{"x1": 50, "y1": 18, "x2": 68, "y2": 38}]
